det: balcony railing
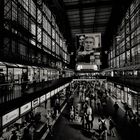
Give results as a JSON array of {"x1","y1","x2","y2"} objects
[{"x1": 0, "y1": 77, "x2": 72, "y2": 104}]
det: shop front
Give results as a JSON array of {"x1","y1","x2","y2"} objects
[
  {"x1": 129, "y1": 89, "x2": 140, "y2": 113},
  {"x1": 0, "y1": 82, "x2": 71, "y2": 140},
  {"x1": 1, "y1": 108, "x2": 20, "y2": 140}
]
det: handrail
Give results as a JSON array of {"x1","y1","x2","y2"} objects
[
  {"x1": 0, "y1": 78, "x2": 72, "y2": 89},
  {"x1": 0, "y1": 79, "x2": 50, "y2": 87}
]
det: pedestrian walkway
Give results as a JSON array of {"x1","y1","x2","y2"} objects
[
  {"x1": 106, "y1": 96, "x2": 140, "y2": 140},
  {"x1": 92, "y1": 116, "x2": 122, "y2": 140},
  {"x1": 46, "y1": 90, "x2": 122, "y2": 140},
  {"x1": 0, "y1": 78, "x2": 71, "y2": 113}
]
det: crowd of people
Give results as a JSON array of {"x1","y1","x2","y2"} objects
[
  {"x1": 68, "y1": 79, "x2": 140, "y2": 140},
  {"x1": 69, "y1": 80, "x2": 116, "y2": 140},
  {"x1": 2, "y1": 79, "x2": 140, "y2": 140}
]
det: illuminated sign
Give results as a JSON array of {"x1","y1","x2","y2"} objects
[
  {"x1": 58, "y1": 87, "x2": 60, "y2": 92},
  {"x1": 46, "y1": 92, "x2": 50, "y2": 99},
  {"x1": 55, "y1": 89, "x2": 58, "y2": 94},
  {"x1": 40, "y1": 95, "x2": 46, "y2": 103},
  {"x1": 2, "y1": 109, "x2": 19, "y2": 126},
  {"x1": 76, "y1": 64, "x2": 98, "y2": 71},
  {"x1": 51, "y1": 90, "x2": 55, "y2": 97},
  {"x1": 60, "y1": 86, "x2": 63, "y2": 91},
  {"x1": 76, "y1": 33, "x2": 101, "y2": 70},
  {"x1": 32, "y1": 98, "x2": 39, "y2": 108},
  {"x1": 65, "y1": 83, "x2": 69, "y2": 87},
  {"x1": 20, "y1": 102, "x2": 31, "y2": 115}
]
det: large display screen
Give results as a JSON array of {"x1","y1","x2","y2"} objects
[{"x1": 76, "y1": 33, "x2": 101, "y2": 70}]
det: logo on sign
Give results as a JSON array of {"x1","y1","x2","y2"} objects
[{"x1": 32, "y1": 98, "x2": 39, "y2": 108}]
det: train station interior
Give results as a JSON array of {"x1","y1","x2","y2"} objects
[{"x1": 0, "y1": 0, "x2": 140, "y2": 140}]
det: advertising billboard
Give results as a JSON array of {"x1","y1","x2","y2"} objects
[
  {"x1": 20, "y1": 102, "x2": 31, "y2": 115},
  {"x1": 2, "y1": 109, "x2": 19, "y2": 126},
  {"x1": 76, "y1": 33, "x2": 101, "y2": 70}
]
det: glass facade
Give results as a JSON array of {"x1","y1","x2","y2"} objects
[
  {"x1": 109, "y1": 0, "x2": 140, "y2": 68},
  {"x1": 1, "y1": 0, "x2": 70, "y2": 68}
]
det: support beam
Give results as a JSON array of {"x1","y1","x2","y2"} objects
[
  {"x1": 65, "y1": 1, "x2": 113, "y2": 10},
  {"x1": 71, "y1": 23, "x2": 107, "y2": 29}
]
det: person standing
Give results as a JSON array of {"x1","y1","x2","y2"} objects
[
  {"x1": 96, "y1": 98, "x2": 101, "y2": 114},
  {"x1": 124, "y1": 103, "x2": 129, "y2": 116},
  {"x1": 21, "y1": 71, "x2": 28, "y2": 91},
  {"x1": 108, "y1": 116, "x2": 115, "y2": 137},
  {"x1": 86, "y1": 105, "x2": 93, "y2": 131},
  {"x1": 54, "y1": 97, "x2": 60, "y2": 117},
  {"x1": 47, "y1": 110, "x2": 53, "y2": 136},
  {"x1": 70, "y1": 106, "x2": 74, "y2": 122},
  {"x1": 77, "y1": 35, "x2": 85, "y2": 52}
]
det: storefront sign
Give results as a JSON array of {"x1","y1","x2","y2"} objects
[
  {"x1": 63, "y1": 85, "x2": 65, "y2": 89},
  {"x1": 2, "y1": 109, "x2": 19, "y2": 126},
  {"x1": 59, "y1": 86, "x2": 61, "y2": 91},
  {"x1": 20, "y1": 102, "x2": 31, "y2": 115},
  {"x1": 61, "y1": 86, "x2": 63, "y2": 91},
  {"x1": 65, "y1": 83, "x2": 69, "y2": 87},
  {"x1": 58, "y1": 87, "x2": 60, "y2": 92},
  {"x1": 40, "y1": 95, "x2": 45, "y2": 103},
  {"x1": 32, "y1": 98, "x2": 39, "y2": 108},
  {"x1": 55, "y1": 89, "x2": 58, "y2": 94},
  {"x1": 46, "y1": 92, "x2": 50, "y2": 99},
  {"x1": 60, "y1": 86, "x2": 63, "y2": 91},
  {"x1": 51, "y1": 90, "x2": 55, "y2": 97}
]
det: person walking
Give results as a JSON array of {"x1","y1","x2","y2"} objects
[
  {"x1": 47, "y1": 110, "x2": 53, "y2": 136},
  {"x1": 70, "y1": 106, "x2": 75, "y2": 122},
  {"x1": 96, "y1": 98, "x2": 101, "y2": 114},
  {"x1": 87, "y1": 105, "x2": 93, "y2": 131},
  {"x1": 108, "y1": 116, "x2": 115, "y2": 137},
  {"x1": 124, "y1": 103, "x2": 129, "y2": 116}
]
